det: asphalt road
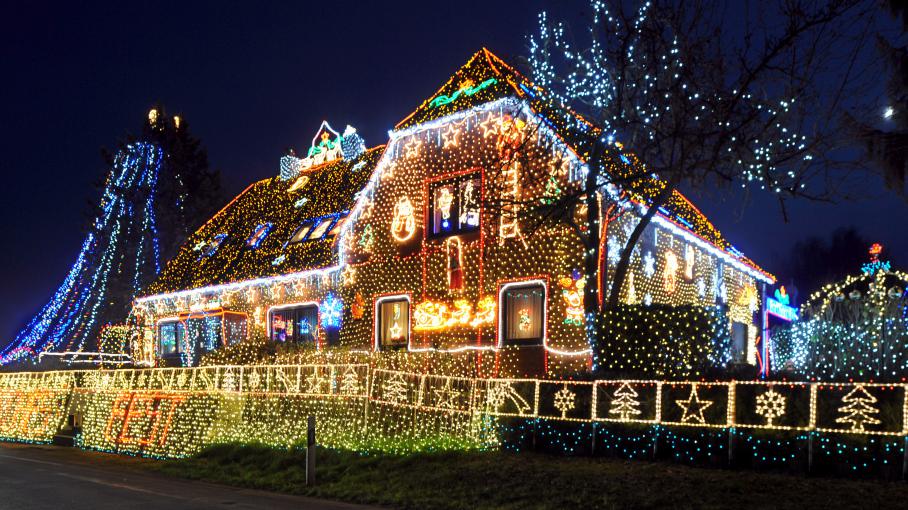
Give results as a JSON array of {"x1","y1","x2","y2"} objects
[{"x1": 0, "y1": 444, "x2": 380, "y2": 510}]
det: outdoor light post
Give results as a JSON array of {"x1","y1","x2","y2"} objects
[{"x1": 307, "y1": 415, "x2": 316, "y2": 486}]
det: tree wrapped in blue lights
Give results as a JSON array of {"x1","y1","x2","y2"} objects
[{"x1": 1, "y1": 109, "x2": 221, "y2": 365}]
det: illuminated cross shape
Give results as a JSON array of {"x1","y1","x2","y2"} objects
[
  {"x1": 676, "y1": 384, "x2": 713, "y2": 424},
  {"x1": 553, "y1": 384, "x2": 576, "y2": 418}
]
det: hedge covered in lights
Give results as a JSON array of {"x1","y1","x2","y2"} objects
[{"x1": 594, "y1": 305, "x2": 731, "y2": 379}]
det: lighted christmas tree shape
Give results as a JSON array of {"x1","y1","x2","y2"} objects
[
  {"x1": 221, "y1": 369, "x2": 237, "y2": 392},
  {"x1": 609, "y1": 382, "x2": 642, "y2": 421},
  {"x1": 340, "y1": 366, "x2": 360, "y2": 395},
  {"x1": 0, "y1": 141, "x2": 163, "y2": 364},
  {"x1": 835, "y1": 385, "x2": 881, "y2": 432},
  {"x1": 383, "y1": 372, "x2": 409, "y2": 405},
  {"x1": 553, "y1": 383, "x2": 576, "y2": 418},
  {"x1": 755, "y1": 388, "x2": 786, "y2": 426},
  {"x1": 676, "y1": 384, "x2": 713, "y2": 424}
]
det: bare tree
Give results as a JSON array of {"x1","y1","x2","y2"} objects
[{"x1": 510, "y1": 0, "x2": 879, "y2": 349}]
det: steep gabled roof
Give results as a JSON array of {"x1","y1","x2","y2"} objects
[
  {"x1": 399, "y1": 48, "x2": 772, "y2": 281},
  {"x1": 145, "y1": 146, "x2": 384, "y2": 295},
  {"x1": 396, "y1": 48, "x2": 598, "y2": 151}
]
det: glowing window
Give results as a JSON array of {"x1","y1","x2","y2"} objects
[
  {"x1": 328, "y1": 216, "x2": 345, "y2": 236},
  {"x1": 289, "y1": 213, "x2": 348, "y2": 245},
  {"x1": 376, "y1": 298, "x2": 409, "y2": 349},
  {"x1": 247, "y1": 223, "x2": 272, "y2": 249},
  {"x1": 429, "y1": 174, "x2": 480, "y2": 237},
  {"x1": 157, "y1": 320, "x2": 184, "y2": 356},
  {"x1": 269, "y1": 304, "x2": 318, "y2": 343},
  {"x1": 201, "y1": 234, "x2": 227, "y2": 257},
  {"x1": 501, "y1": 284, "x2": 545, "y2": 345},
  {"x1": 309, "y1": 218, "x2": 333, "y2": 240},
  {"x1": 290, "y1": 224, "x2": 313, "y2": 244}
]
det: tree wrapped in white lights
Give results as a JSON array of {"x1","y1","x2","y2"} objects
[{"x1": 525, "y1": 0, "x2": 877, "y2": 355}]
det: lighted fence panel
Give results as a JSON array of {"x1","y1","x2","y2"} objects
[{"x1": 1, "y1": 367, "x2": 907, "y2": 460}]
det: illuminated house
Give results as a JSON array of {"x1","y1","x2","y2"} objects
[{"x1": 130, "y1": 49, "x2": 774, "y2": 375}]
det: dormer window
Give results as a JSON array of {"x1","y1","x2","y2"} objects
[
  {"x1": 247, "y1": 223, "x2": 272, "y2": 249},
  {"x1": 195, "y1": 233, "x2": 227, "y2": 258},
  {"x1": 289, "y1": 213, "x2": 348, "y2": 244},
  {"x1": 429, "y1": 174, "x2": 480, "y2": 238},
  {"x1": 309, "y1": 217, "x2": 333, "y2": 239}
]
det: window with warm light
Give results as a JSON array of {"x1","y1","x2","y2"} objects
[
  {"x1": 269, "y1": 304, "x2": 318, "y2": 344},
  {"x1": 501, "y1": 284, "x2": 545, "y2": 346},
  {"x1": 376, "y1": 298, "x2": 410, "y2": 349},
  {"x1": 247, "y1": 223, "x2": 273, "y2": 249},
  {"x1": 289, "y1": 213, "x2": 347, "y2": 244}
]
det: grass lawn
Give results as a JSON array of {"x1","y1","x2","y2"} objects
[{"x1": 148, "y1": 444, "x2": 908, "y2": 510}]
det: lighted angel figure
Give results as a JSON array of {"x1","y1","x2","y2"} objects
[{"x1": 391, "y1": 196, "x2": 416, "y2": 241}]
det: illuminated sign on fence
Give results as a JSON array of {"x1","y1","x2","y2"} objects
[{"x1": 766, "y1": 297, "x2": 798, "y2": 322}]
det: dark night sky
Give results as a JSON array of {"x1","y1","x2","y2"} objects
[{"x1": 1, "y1": 1, "x2": 906, "y2": 343}]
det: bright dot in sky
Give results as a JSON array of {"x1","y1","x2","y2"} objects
[{"x1": 883, "y1": 106, "x2": 895, "y2": 119}]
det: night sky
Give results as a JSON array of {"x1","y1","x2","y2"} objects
[{"x1": 2, "y1": 1, "x2": 906, "y2": 344}]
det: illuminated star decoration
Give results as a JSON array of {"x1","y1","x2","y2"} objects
[
  {"x1": 340, "y1": 266, "x2": 356, "y2": 287},
  {"x1": 479, "y1": 112, "x2": 499, "y2": 138},
  {"x1": 403, "y1": 138, "x2": 422, "y2": 159},
  {"x1": 441, "y1": 123, "x2": 461, "y2": 149},
  {"x1": 676, "y1": 384, "x2": 712, "y2": 424},
  {"x1": 305, "y1": 369, "x2": 327, "y2": 394},
  {"x1": 433, "y1": 379, "x2": 462, "y2": 410}
]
